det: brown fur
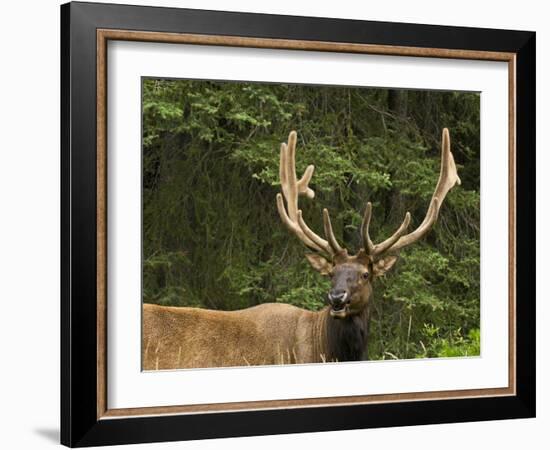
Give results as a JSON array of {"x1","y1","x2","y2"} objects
[{"x1": 143, "y1": 302, "x2": 332, "y2": 369}]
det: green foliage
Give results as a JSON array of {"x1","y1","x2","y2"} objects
[
  {"x1": 417, "y1": 325, "x2": 481, "y2": 358},
  {"x1": 142, "y1": 78, "x2": 481, "y2": 359}
]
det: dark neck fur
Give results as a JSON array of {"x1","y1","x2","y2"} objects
[{"x1": 324, "y1": 306, "x2": 370, "y2": 362}]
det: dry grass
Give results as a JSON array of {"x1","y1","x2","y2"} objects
[{"x1": 144, "y1": 338, "x2": 337, "y2": 370}]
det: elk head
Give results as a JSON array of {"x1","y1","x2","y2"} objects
[{"x1": 276, "y1": 130, "x2": 461, "y2": 319}]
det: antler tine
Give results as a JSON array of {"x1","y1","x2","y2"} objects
[
  {"x1": 361, "y1": 202, "x2": 411, "y2": 257},
  {"x1": 360, "y1": 202, "x2": 376, "y2": 255},
  {"x1": 381, "y1": 128, "x2": 461, "y2": 255},
  {"x1": 277, "y1": 131, "x2": 343, "y2": 258},
  {"x1": 372, "y1": 212, "x2": 411, "y2": 255},
  {"x1": 297, "y1": 210, "x2": 334, "y2": 252},
  {"x1": 323, "y1": 209, "x2": 343, "y2": 254}
]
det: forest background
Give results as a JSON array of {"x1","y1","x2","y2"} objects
[{"x1": 142, "y1": 78, "x2": 480, "y2": 360}]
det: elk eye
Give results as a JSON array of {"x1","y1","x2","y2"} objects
[{"x1": 362, "y1": 272, "x2": 369, "y2": 280}]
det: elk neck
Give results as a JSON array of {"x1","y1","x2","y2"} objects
[{"x1": 316, "y1": 305, "x2": 371, "y2": 362}]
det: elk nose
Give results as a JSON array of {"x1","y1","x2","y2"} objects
[{"x1": 328, "y1": 289, "x2": 348, "y2": 306}]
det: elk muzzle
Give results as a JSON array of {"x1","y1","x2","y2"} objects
[{"x1": 328, "y1": 288, "x2": 350, "y2": 318}]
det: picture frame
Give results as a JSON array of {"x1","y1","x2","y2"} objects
[{"x1": 60, "y1": 1, "x2": 535, "y2": 447}]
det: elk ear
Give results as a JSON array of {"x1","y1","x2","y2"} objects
[
  {"x1": 305, "y1": 253, "x2": 333, "y2": 275},
  {"x1": 372, "y1": 256, "x2": 399, "y2": 276}
]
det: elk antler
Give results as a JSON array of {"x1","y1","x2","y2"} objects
[
  {"x1": 276, "y1": 131, "x2": 344, "y2": 258},
  {"x1": 361, "y1": 128, "x2": 461, "y2": 259}
]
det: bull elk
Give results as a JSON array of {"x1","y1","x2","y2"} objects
[{"x1": 143, "y1": 129, "x2": 461, "y2": 369}]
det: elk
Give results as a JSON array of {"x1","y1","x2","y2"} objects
[{"x1": 142, "y1": 129, "x2": 460, "y2": 369}]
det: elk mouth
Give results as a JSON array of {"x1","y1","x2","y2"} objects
[{"x1": 330, "y1": 304, "x2": 349, "y2": 319}]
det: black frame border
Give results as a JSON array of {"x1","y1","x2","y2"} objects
[{"x1": 61, "y1": 2, "x2": 535, "y2": 447}]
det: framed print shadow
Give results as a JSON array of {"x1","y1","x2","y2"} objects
[{"x1": 60, "y1": 1, "x2": 536, "y2": 447}]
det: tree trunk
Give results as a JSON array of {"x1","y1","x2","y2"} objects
[{"x1": 388, "y1": 90, "x2": 408, "y2": 119}]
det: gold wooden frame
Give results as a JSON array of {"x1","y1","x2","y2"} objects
[{"x1": 96, "y1": 29, "x2": 516, "y2": 420}]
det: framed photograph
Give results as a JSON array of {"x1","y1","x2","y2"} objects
[{"x1": 61, "y1": 1, "x2": 535, "y2": 447}]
